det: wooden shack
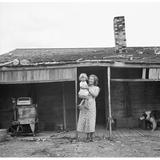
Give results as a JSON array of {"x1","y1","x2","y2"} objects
[{"x1": 0, "y1": 47, "x2": 160, "y2": 133}]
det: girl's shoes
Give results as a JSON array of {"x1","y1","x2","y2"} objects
[
  {"x1": 89, "y1": 138, "x2": 93, "y2": 142},
  {"x1": 85, "y1": 137, "x2": 93, "y2": 142}
]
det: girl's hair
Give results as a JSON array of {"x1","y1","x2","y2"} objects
[
  {"x1": 89, "y1": 74, "x2": 99, "y2": 86},
  {"x1": 79, "y1": 73, "x2": 88, "y2": 81}
]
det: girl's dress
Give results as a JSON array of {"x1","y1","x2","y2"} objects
[{"x1": 78, "y1": 81, "x2": 89, "y2": 97}]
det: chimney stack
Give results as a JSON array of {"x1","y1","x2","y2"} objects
[{"x1": 113, "y1": 16, "x2": 127, "y2": 54}]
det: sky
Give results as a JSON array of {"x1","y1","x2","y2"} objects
[{"x1": 0, "y1": 1, "x2": 160, "y2": 54}]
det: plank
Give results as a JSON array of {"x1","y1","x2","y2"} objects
[
  {"x1": 142, "y1": 68, "x2": 146, "y2": 79},
  {"x1": 111, "y1": 79, "x2": 160, "y2": 82},
  {"x1": 104, "y1": 67, "x2": 108, "y2": 134},
  {"x1": 62, "y1": 82, "x2": 66, "y2": 130},
  {"x1": 107, "y1": 66, "x2": 112, "y2": 137},
  {"x1": 2, "y1": 62, "x2": 160, "y2": 72},
  {"x1": 75, "y1": 67, "x2": 78, "y2": 139}
]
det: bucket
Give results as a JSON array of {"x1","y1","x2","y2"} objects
[{"x1": 0, "y1": 129, "x2": 7, "y2": 142}]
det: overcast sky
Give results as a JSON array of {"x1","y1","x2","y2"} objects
[{"x1": 0, "y1": 1, "x2": 160, "y2": 54}]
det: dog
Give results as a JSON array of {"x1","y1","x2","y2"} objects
[{"x1": 139, "y1": 110, "x2": 160, "y2": 131}]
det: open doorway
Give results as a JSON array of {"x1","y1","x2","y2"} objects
[{"x1": 77, "y1": 67, "x2": 107, "y2": 128}]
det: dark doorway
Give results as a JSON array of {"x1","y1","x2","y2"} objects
[{"x1": 77, "y1": 67, "x2": 107, "y2": 127}]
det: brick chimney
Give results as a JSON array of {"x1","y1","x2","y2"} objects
[{"x1": 113, "y1": 16, "x2": 127, "y2": 54}]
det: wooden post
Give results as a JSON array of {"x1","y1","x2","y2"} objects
[
  {"x1": 12, "y1": 98, "x2": 17, "y2": 121},
  {"x1": 62, "y1": 82, "x2": 67, "y2": 130},
  {"x1": 107, "y1": 66, "x2": 112, "y2": 138},
  {"x1": 104, "y1": 67, "x2": 109, "y2": 135},
  {"x1": 75, "y1": 68, "x2": 78, "y2": 139},
  {"x1": 142, "y1": 68, "x2": 146, "y2": 79}
]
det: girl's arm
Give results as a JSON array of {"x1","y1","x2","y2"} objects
[
  {"x1": 80, "y1": 86, "x2": 89, "y2": 89},
  {"x1": 78, "y1": 94, "x2": 89, "y2": 99}
]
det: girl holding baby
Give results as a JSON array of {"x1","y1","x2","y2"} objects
[{"x1": 77, "y1": 73, "x2": 100, "y2": 142}]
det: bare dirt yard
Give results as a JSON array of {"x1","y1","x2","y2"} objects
[{"x1": 0, "y1": 129, "x2": 160, "y2": 157}]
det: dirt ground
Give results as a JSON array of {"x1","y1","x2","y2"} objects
[{"x1": 1, "y1": 130, "x2": 160, "y2": 157}]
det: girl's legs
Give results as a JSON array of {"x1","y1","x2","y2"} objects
[
  {"x1": 86, "y1": 133, "x2": 91, "y2": 142},
  {"x1": 86, "y1": 133, "x2": 90, "y2": 140},
  {"x1": 90, "y1": 132, "x2": 94, "y2": 141},
  {"x1": 78, "y1": 99, "x2": 84, "y2": 106},
  {"x1": 86, "y1": 132, "x2": 94, "y2": 142}
]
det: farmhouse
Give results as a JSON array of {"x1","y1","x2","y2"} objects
[
  {"x1": 0, "y1": 46, "x2": 160, "y2": 134},
  {"x1": 0, "y1": 16, "x2": 160, "y2": 135}
]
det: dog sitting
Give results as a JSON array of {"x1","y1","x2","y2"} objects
[{"x1": 139, "y1": 110, "x2": 160, "y2": 131}]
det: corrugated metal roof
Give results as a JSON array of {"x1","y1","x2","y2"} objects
[{"x1": 0, "y1": 47, "x2": 160, "y2": 67}]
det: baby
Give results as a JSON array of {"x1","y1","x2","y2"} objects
[{"x1": 78, "y1": 73, "x2": 89, "y2": 110}]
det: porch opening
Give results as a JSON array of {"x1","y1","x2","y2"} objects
[
  {"x1": 111, "y1": 67, "x2": 160, "y2": 129},
  {"x1": 0, "y1": 81, "x2": 76, "y2": 131}
]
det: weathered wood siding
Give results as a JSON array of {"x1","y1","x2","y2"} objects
[
  {"x1": 36, "y1": 82, "x2": 63, "y2": 131},
  {"x1": 111, "y1": 68, "x2": 142, "y2": 79},
  {"x1": 0, "y1": 68, "x2": 76, "y2": 83},
  {"x1": 0, "y1": 82, "x2": 76, "y2": 130},
  {"x1": 111, "y1": 82, "x2": 160, "y2": 128},
  {"x1": 63, "y1": 82, "x2": 76, "y2": 130},
  {"x1": 37, "y1": 82, "x2": 76, "y2": 131}
]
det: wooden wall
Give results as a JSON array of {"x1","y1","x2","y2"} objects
[
  {"x1": 36, "y1": 82, "x2": 75, "y2": 131},
  {"x1": 36, "y1": 82, "x2": 63, "y2": 131},
  {"x1": 111, "y1": 68, "x2": 142, "y2": 79},
  {"x1": 0, "y1": 68, "x2": 76, "y2": 83},
  {"x1": 63, "y1": 82, "x2": 76, "y2": 130},
  {"x1": 0, "y1": 82, "x2": 76, "y2": 131},
  {"x1": 111, "y1": 82, "x2": 160, "y2": 128}
]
